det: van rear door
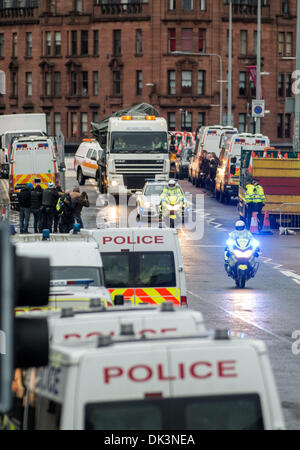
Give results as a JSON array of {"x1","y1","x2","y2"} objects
[
  {"x1": 33, "y1": 140, "x2": 56, "y2": 188},
  {"x1": 12, "y1": 143, "x2": 35, "y2": 190}
]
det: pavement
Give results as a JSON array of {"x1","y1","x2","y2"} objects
[{"x1": 2, "y1": 158, "x2": 300, "y2": 429}]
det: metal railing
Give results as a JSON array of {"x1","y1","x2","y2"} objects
[
  {"x1": 0, "y1": 202, "x2": 25, "y2": 233},
  {"x1": 279, "y1": 203, "x2": 300, "y2": 233}
]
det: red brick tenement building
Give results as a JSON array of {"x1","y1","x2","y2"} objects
[{"x1": 0, "y1": 0, "x2": 297, "y2": 149}]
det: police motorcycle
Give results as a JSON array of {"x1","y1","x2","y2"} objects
[
  {"x1": 159, "y1": 181, "x2": 185, "y2": 229},
  {"x1": 224, "y1": 221, "x2": 260, "y2": 288}
]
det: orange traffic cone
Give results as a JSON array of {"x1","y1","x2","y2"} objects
[
  {"x1": 260, "y1": 210, "x2": 273, "y2": 235},
  {"x1": 250, "y1": 212, "x2": 259, "y2": 234},
  {"x1": 284, "y1": 153, "x2": 288, "y2": 159}
]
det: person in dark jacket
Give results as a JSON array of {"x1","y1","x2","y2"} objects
[
  {"x1": 58, "y1": 190, "x2": 75, "y2": 233},
  {"x1": 30, "y1": 184, "x2": 43, "y2": 233},
  {"x1": 17, "y1": 183, "x2": 33, "y2": 234},
  {"x1": 41, "y1": 182, "x2": 59, "y2": 232},
  {"x1": 72, "y1": 191, "x2": 90, "y2": 229}
]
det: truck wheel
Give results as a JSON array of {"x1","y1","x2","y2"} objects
[
  {"x1": 220, "y1": 190, "x2": 226, "y2": 204},
  {"x1": 77, "y1": 168, "x2": 86, "y2": 186}
]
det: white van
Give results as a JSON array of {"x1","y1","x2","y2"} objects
[
  {"x1": 81, "y1": 228, "x2": 188, "y2": 307},
  {"x1": 13, "y1": 233, "x2": 112, "y2": 312},
  {"x1": 9, "y1": 135, "x2": 58, "y2": 202},
  {"x1": 74, "y1": 139, "x2": 103, "y2": 186},
  {"x1": 9, "y1": 331, "x2": 285, "y2": 430}
]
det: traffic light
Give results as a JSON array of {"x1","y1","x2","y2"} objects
[{"x1": 0, "y1": 222, "x2": 50, "y2": 413}]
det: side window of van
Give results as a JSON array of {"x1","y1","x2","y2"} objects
[
  {"x1": 86, "y1": 148, "x2": 93, "y2": 159},
  {"x1": 91, "y1": 150, "x2": 98, "y2": 161}
]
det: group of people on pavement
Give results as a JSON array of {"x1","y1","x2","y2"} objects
[{"x1": 17, "y1": 182, "x2": 89, "y2": 234}]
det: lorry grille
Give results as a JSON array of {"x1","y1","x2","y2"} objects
[
  {"x1": 123, "y1": 174, "x2": 156, "y2": 189},
  {"x1": 114, "y1": 159, "x2": 165, "y2": 173}
]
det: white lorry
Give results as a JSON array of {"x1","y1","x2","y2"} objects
[
  {"x1": 0, "y1": 114, "x2": 47, "y2": 178},
  {"x1": 6, "y1": 330, "x2": 285, "y2": 430},
  {"x1": 96, "y1": 115, "x2": 170, "y2": 196}
]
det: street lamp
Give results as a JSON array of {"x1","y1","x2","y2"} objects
[{"x1": 171, "y1": 50, "x2": 224, "y2": 124}]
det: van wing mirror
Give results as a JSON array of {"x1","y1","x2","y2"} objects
[
  {"x1": 230, "y1": 165, "x2": 236, "y2": 175},
  {"x1": 59, "y1": 162, "x2": 66, "y2": 171},
  {"x1": 231, "y1": 156, "x2": 237, "y2": 164}
]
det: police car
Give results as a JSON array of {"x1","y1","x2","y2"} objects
[
  {"x1": 9, "y1": 329, "x2": 285, "y2": 430},
  {"x1": 12, "y1": 233, "x2": 113, "y2": 312},
  {"x1": 136, "y1": 180, "x2": 188, "y2": 221},
  {"x1": 81, "y1": 227, "x2": 188, "y2": 307}
]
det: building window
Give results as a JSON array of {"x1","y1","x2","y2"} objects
[
  {"x1": 71, "y1": 112, "x2": 77, "y2": 137},
  {"x1": 81, "y1": 30, "x2": 88, "y2": 56},
  {"x1": 286, "y1": 73, "x2": 292, "y2": 97},
  {"x1": 181, "y1": 111, "x2": 192, "y2": 132},
  {"x1": 46, "y1": 31, "x2": 51, "y2": 57},
  {"x1": 26, "y1": 32, "x2": 32, "y2": 58},
  {"x1": 11, "y1": 72, "x2": 17, "y2": 97},
  {"x1": 136, "y1": 70, "x2": 142, "y2": 96},
  {"x1": 253, "y1": 30, "x2": 257, "y2": 54},
  {"x1": 168, "y1": 112, "x2": 176, "y2": 131},
  {"x1": 26, "y1": 72, "x2": 32, "y2": 96},
  {"x1": 0, "y1": 34, "x2": 4, "y2": 58},
  {"x1": 75, "y1": 0, "x2": 82, "y2": 12},
  {"x1": 198, "y1": 29, "x2": 205, "y2": 52},
  {"x1": 136, "y1": 29, "x2": 142, "y2": 55},
  {"x1": 71, "y1": 31, "x2": 77, "y2": 56},
  {"x1": 277, "y1": 114, "x2": 283, "y2": 138},
  {"x1": 93, "y1": 112, "x2": 99, "y2": 123},
  {"x1": 181, "y1": 28, "x2": 193, "y2": 52},
  {"x1": 113, "y1": 30, "x2": 121, "y2": 56},
  {"x1": 278, "y1": 73, "x2": 284, "y2": 97},
  {"x1": 93, "y1": 30, "x2": 99, "y2": 56},
  {"x1": 239, "y1": 72, "x2": 246, "y2": 96},
  {"x1": 71, "y1": 72, "x2": 77, "y2": 96},
  {"x1": 12, "y1": 32, "x2": 17, "y2": 57},
  {"x1": 168, "y1": 28, "x2": 176, "y2": 53},
  {"x1": 181, "y1": 70, "x2": 192, "y2": 94},
  {"x1": 281, "y1": 0, "x2": 289, "y2": 15},
  {"x1": 54, "y1": 112, "x2": 61, "y2": 136},
  {"x1": 238, "y1": 113, "x2": 246, "y2": 132},
  {"x1": 240, "y1": 30, "x2": 247, "y2": 56},
  {"x1": 54, "y1": 32, "x2": 61, "y2": 56},
  {"x1": 250, "y1": 79, "x2": 255, "y2": 97},
  {"x1": 278, "y1": 32, "x2": 292, "y2": 56},
  {"x1": 81, "y1": 71, "x2": 88, "y2": 96},
  {"x1": 113, "y1": 71, "x2": 121, "y2": 95},
  {"x1": 81, "y1": 112, "x2": 88, "y2": 136},
  {"x1": 285, "y1": 113, "x2": 291, "y2": 138},
  {"x1": 46, "y1": 113, "x2": 51, "y2": 135},
  {"x1": 93, "y1": 71, "x2": 99, "y2": 96},
  {"x1": 168, "y1": 70, "x2": 176, "y2": 95},
  {"x1": 198, "y1": 112, "x2": 205, "y2": 127},
  {"x1": 45, "y1": 72, "x2": 51, "y2": 96},
  {"x1": 200, "y1": 0, "x2": 206, "y2": 11},
  {"x1": 182, "y1": 0, "x2": 193, "y2": 10},
  {"x1": 198, "y1": 70, "x2": 205, "y2": 95},
  {"x1": 54, "y1": 72, "x2": 61, "y2": 97},
  {"x1": 169, "y1": 0, "x2": 176, "y2": 10}
]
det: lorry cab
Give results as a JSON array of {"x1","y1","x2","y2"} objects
[
  {"x1": 81, "y1": 227, "x2": 187, "y2": 307},
  {"x1": 9, "y1": 135, "x2": 58, "y2": 202},
  {"x1": 12, "y1": 233, "x2": 113, "y2": 312},
  {"x1": 12, "y1": 331, "x2": 285, "y2": 430},
  {"x1": 215, "y1": 133, "x2": 270, "y2": 203}
]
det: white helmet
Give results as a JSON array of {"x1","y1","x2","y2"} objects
[
  {"x1": 235, "y1": 220, "x2": 246, "y2": 231},
  {"x1": 168, "y1": 179, "x2": 176, "y2": 189}
]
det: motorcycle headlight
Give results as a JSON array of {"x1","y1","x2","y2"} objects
[{"x1": 233, "y1": 249, "x2": 253, "y2": 259}]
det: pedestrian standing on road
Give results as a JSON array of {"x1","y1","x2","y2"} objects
[
  {"x1": 53, "y1": 185, "x2": 64, "y2": 233},
  {"x1": 245, "y1": 179, "x2": 255, "y2": 230},
  {"x1": 30, "y1": 184, "x2": 43, "y2": 233},
  {"x1": 17, "y1": 183, "x2": 32, "y2": 234},
  {"x1": 252, "y1": 179, "x2": 266, "y2": 231},
  {"x1": 72, "y1": 191, "x2": 90, "y2": 229},
  {"x1": 41, "y1": 182, "x2": 59, "y2": 232},
  {"x1": 58, "y1": 190, "x2": 75, "y2": 233}
]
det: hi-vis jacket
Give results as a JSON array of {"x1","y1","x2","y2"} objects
[
  {"x1": 160, "y1": 186, "x2": 183, "y2": 201},
  {"x1": 245, "y1": 184, "x2": 266, "y2": 204}
]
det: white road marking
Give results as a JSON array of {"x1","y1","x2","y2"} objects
[{"x1": 187, "y1": 290, "x2": 292, "y2": 345}]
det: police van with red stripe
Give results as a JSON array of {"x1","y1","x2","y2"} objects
[
  {"x1": 81, "y1": 228, "x2": 188, "y2": 307},
  {"x1": 13, "y1": 329, "x2": 285, "y2": 430}
]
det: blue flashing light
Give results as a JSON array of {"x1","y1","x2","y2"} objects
[
  {"x1": 17, "y1": 145, "x2": 22, "y2": 148},
  {"x1": 67, "y1": 279, "x2": 94, "y2": 286},
  {"x1": 73, "y1": 223, "x2": 81, "y2": 234},
  {"x1": 42, "y1": 229, "x2": 50, "y2": 240}
]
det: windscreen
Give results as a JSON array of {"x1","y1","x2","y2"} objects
[
  {"x1": 85, "y1": 394, "x2": 264, "y2": 430},
  {"x1": 51, "y1": 267, "x2": 103, "y2": 286},
  {"x1": 110, "y1": 132, "x2": 168, "y2": 154},
  {"x1": 5, "y1": 131, "x2": 45, "y2": 150},
  {"x1": 203, "y1": 132, "x2": 222, "y2": 154},
  {"x1": 101, "y1": 251, "x2": 176, "y2": 288},
  {"x1": 144, "y1": 184, "x2": 167, "y2": 196},
  {"x1": 181, "y1": 147, "x2": 193, "y2": 160}
]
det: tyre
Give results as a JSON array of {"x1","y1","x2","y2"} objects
[
  {"x1": 220, "y1": 190, "x2": 226, "y2": 204},
  {"x1": 178, "y1": 169, "x2": 184, "y2": 180},
  {"x1": 77, "y1": 168, "x2": 86, "y2": 186},
  {"x1": 192, "y1": 176, "x2": 196, "y2": 186},
  {"x1": 235, "y1": 279, "x2": 240, "y2": 288},
  {"x1": 240, "y1": 275, "x2": 246, "y2": 288},
  {"x1": 170, "y1": 217, "x2": 175, "y2": 228},
  {"x1": 215, "y1": 189, "x2": 220, "y2": 201}
]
